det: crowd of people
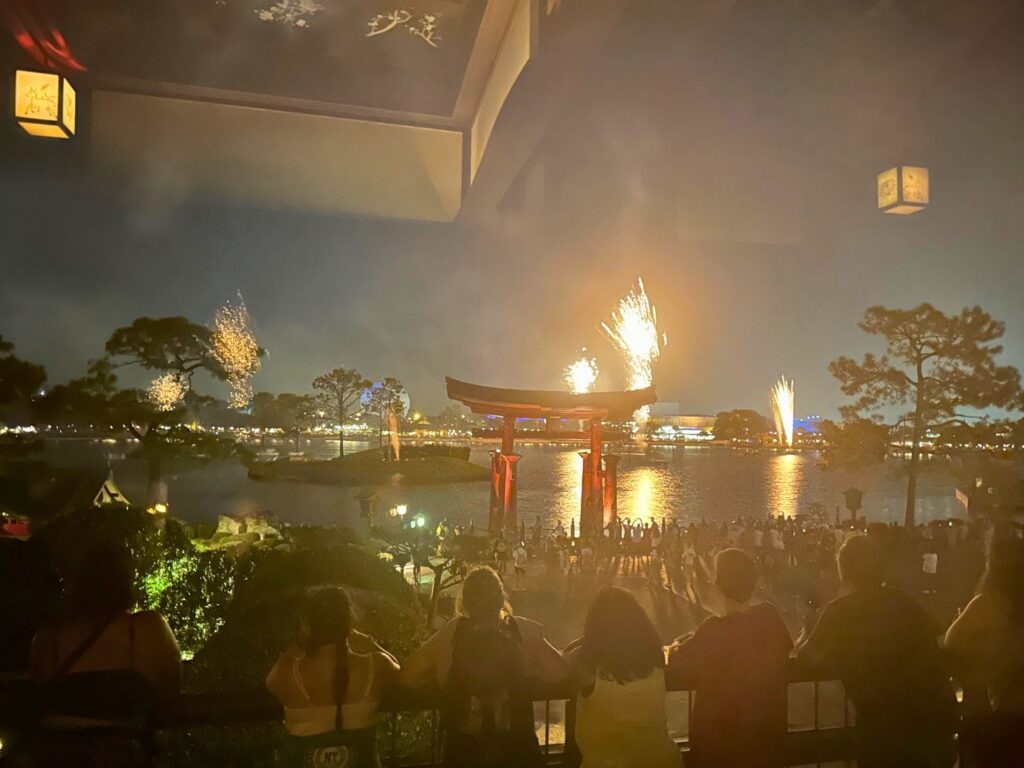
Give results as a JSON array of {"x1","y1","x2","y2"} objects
[
  {"x1": 473, "y1": 514, "x2": 996, "y2": 622},
  {"x1": 12, "y1": 519, "x2": 1024, "y2": 768}
]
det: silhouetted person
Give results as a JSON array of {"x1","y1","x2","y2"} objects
[
  {"x1": 399, "y1": 567, "x2": 566, "y2": 768},
  {"x1": 667, "y1": 548, "x2": 792, "y2": 768},
  {"x1": 945, "y1": 536, "x2": 1024, "y2": 767},
  {"x1": 567, "y1": 587, "x2": 681, "y2": 768},
  {"x1": 29, "y1": 542, "x2": 181, "y2": 767},
  {"x1": 795, "y1": 535, "x2": 956, "y2": 768}
]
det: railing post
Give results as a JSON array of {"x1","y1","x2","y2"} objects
[
  {"x1": 389, "y1": 711, "x2": 398, "y2": 768},
  {"x1": 435, "y1": 708, "x2": 442, "y2": 767},
  {"x1": 563, "y1": 695, "x2": 580, "y2": 767},
  {"x1": 544, "y1": 700, "x2": 551, "y2": 753}
]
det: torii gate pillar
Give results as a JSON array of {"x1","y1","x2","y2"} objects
[
  {"x1": 580, "y1": 418, "x2": 604, "y2": 536},
  {"x1": 490, "y1": 415, "x2": 519, "y2": 535},
  {"x1": 602, "y1": 454, "x2": 620, "y2": 530}
]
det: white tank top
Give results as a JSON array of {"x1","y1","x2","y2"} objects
[{"x1": 283, "y1": 653, "x2": 379, "y2": 736}]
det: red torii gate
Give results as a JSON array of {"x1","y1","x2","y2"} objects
[{"x1": 445, "y1": 377, "x2": 657, "y2": 538}]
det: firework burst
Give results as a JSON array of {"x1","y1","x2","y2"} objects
[
  {"x1": 599, "y1": 277, "x2": 665, "y2": 423},
  {"x1": 210, "y1": 294, "x2": 261, "y2": 409},
  {"x1": 148, "y1": 373, "x2": 187, "y2": 412},
  {"x1": 563, "y1": 351, "x2": 599, "y2": 394},
  {"x1": 770, "y1": 375, "x2": 795, "y2": 448}
]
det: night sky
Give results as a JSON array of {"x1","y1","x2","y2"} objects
[{"x1": 2, "y1": 0, "x2": 1023, "y2": 418}]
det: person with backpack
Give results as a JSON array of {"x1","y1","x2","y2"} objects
[
  {"x1": 399, "y1": 567, "x2": 567, "y2": 768},
  {"x1": 266, "y1": 587, "x2": 399, "y2": 768}
]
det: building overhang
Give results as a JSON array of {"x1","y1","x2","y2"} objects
[{"x1": 6, "y1": 0, "x2": 614, "y2": 221}]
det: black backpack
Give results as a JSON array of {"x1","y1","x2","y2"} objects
[{"x1": 441, "y1": 617, "x2": 539, "y2": 768}]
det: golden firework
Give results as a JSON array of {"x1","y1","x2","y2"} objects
[
  {"x1": 147, "y1": 373, "x2": 187, "y2": 412},
  {"x1": 770, "y1": 375, "x2": 795, "y2": 448},
  {"x1": 210, "y1": 294, "x2": 261, "y2": 409},
  {"x1": 599, "y1": 277, "x2": 665, "y2": 423},
  {"x1": 563, "y1": 352, "x2": 599, "y2": 394}
]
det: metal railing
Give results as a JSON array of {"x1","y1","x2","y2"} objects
[{"x1": 158, "y1": 671, "x2": 860, "y2": 768}]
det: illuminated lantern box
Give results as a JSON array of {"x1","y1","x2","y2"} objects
[
  {"x1": 14, "y1": 69, "x2": 76, "y2": 139},
  {"x1": 877, "y1": 165, "x2": 929, "y2": 215}
]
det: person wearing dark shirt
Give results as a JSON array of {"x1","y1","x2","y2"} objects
[
  {"x1": 794, "y1": 535, "x2": 956, "y2": 768},
  {"x1": 667, "y1": 548, "x2": 792, "y2": 768}
]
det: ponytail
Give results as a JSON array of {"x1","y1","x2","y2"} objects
[{"x1": 305, "y1": 588, "x2": 352, "y2": 731}]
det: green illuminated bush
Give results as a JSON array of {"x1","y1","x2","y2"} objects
[
  {"x1": 34, "y1": 507, "x2": 234, "y2": 659},
  {"x1": 142, "y1": 549, "x2": 235, "y2": 660}
]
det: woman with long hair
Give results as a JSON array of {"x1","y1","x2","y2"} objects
[
  {"x1": 946, "y1": 535, "x2": 1024, "y2": 767},
  {"x1": 29, "y1": 541, "x2": 182, "y2": 767},
  {"x1": 400, "y1": 566, "x2": 567, "y2": 768},
  {"x1": 568, "y1": 587, "x2": 681, "y2": 768},
  {"x1": 266, "y1": 587, "x2": 399, "y2": 768}
]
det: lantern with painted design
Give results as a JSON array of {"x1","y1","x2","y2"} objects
[
  {"x1": 877, "y1": 166, "x2": 929, "y2": 215},
  {"x1": 14, "y1": 69, "x2": 76, "y2": 139}
]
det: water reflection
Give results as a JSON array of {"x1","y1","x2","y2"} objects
[
  {"x1": 620, "y1": 467, "x2": 659, "y2": 523},
  {"x1": 44, "y1": 439, "x2": 961, "y2": 528},
  {"x1": 552, "y1": 449, "x2": 582, "y2": 528},
  {"x1": 767, "y1": 453, "x2": 801, "y2": 518}
]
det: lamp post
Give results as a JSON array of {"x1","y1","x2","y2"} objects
[{"x1": 843, "y1": 487, "x2": 864, "y2": 524}]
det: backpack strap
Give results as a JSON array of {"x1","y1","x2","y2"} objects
[
  {"x1": 334, "y1": 641, "x2": 349, "y2": 732},
  {"x1": 52, "y1": 613, "x2": 121, "y2": 679}
]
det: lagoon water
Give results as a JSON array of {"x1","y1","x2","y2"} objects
[{"x1": 46, "y1": 438, "x2": 962, "y2": 530}]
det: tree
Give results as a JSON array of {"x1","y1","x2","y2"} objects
[
  {"x1": 433, "y1": 404, "x2": 471, "y2": 430},
  {"x1": 364, "y1": 378, "x2": 407, "y2": 459},
  {"x1": 0, "y1": 336, "x2": 47, "y2": 462},
  {"x1": 312, "y1": 368, "x2": 371, "y2": 457},
  {"x1": 105, "y1": 317, "x2": 224, "y2": 382},
  {"x1": 37, "y1": 318, "x2": 227, "y2": 503},
  {"x1": 712, "y1": 409, "x2": 771, "y2": 442},
  {"x1": 249, "y1": 391, "x2": 314, "y2": 452},
  {"x1": 32, "y1": 359, "x2": 119, "y2": 429},
  {"x1": 830, "y1": 304, "x2": 1021, "y2": 527},
  {"x1": 818, "y1": 418, "x2": 891, "y2": 468},
  {"x1": 36, "y1": 358, "x2": 229, "y2": 503},
  {"x1": 932, "y1": 420, "x2": 1014, "y2": 455},
  {"x1": 275, "y1": 393, "x2": 315, "y2": 452},
  {"x1": 0, "y1": 335, "x2": 46, "y2": 406},
  {"x1": 249, "y1": 392, "x2": 279, "y2": 448}
]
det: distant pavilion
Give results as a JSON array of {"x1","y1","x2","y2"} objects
[{"x1": 445, "y1": 377, "x2": 657, "y2": 538}]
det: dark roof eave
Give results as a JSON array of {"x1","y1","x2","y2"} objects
[{"x1": 445, "y1": 377, "x2": 657, "y2": 420}]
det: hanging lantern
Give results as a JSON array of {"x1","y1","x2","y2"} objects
[
  {"x1": 13, "y1": 69, "x2": 76, "y2": 139},
  {"x1": 877, "y1": 166, "x2": 929, "y2": 215}
]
